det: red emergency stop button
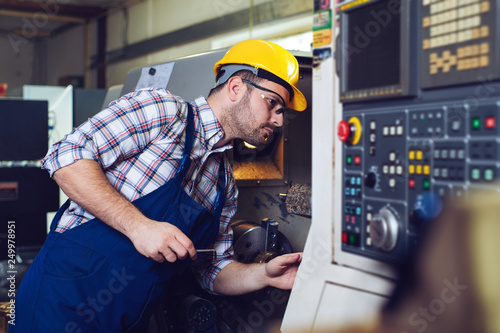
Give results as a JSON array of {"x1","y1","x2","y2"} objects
[
  {"x1": 342, "y1": 232, "x2": 348, "y2": 243},
  {"x1": 338, "y1": 120, "x2": 351, "y2": 142},
  {"x1": 485, "y1": 116, "x2": 496, "y2": 129}
]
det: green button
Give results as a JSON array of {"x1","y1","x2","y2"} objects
[
  {"x1": 349, "y1": 234, "x2": 355, "y2": 244},
  {"x1": 472, "y1": 168, "x2": 481, "y2": 180},
  {"x1": 472, "y1": 117, "x2": 481, "y2": 130},
  {"x1": 484, "y1": 169, "x2": 494, "y2": 181},
  {"x1": 423, "y1": 179, "x2": 430, "y2": 190},
  {"x1": 346, "y1": 155, "x2": 352, "y2": 164}
]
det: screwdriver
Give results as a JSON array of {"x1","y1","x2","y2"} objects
[{"x1": 196, "y1": 249, "x2": 216, "y2": 259}]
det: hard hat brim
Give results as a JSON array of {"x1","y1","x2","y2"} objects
[{"x1": 289, "y1": 85, "x2": 307, "y2": 111}]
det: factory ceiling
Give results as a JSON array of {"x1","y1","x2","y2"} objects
[{"x1": 0, "y1": 0, "x2": 136, "y2": 37}]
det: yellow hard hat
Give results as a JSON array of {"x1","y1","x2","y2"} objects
[{"x1": 214, "y1": 39, "x2": 307, "y2": 111}]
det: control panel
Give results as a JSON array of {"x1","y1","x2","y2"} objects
[
  {"x1": 335, "y1": 0, "x2": 500, "y2": 269},
  {"x1": 339, "y1": 95, "x2": 500, "y2": 264}
]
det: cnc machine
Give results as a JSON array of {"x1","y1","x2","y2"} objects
[{"x1": 283, "y1": 0, "x2": 500, "y2": 331}]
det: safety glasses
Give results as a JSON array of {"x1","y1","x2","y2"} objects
[{"x1": 242, "y1": 79, "x2": 288, "y2": 116}]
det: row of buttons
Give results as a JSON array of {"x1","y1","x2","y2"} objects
[
  {"x1": 434, "y1": 148, "x2": 466, "y2": 159},
  {"x1": 383, "y1": 165, "x2": 404, "y2": 175},
  {"x1": 366, "y1": 213, "x2": 373, "y2": 247},
  {"x1": 369, "y1": 121, "x2": 377, "y2": 156},
  {"x1": 342, "y1": 232, "x2": 360, "y2": 247},
  {"x1": 409, "y1": 150, "x2": 426, "y2": 160},
  {"x1": 340, "y1": 87, "x2": 403, "y2": 101},
  {"x1": 347, "y1": 176, "x2": 362, "y2": 186},
  {"x1": 471, "y1": 167, "x2": 495, "y2": 181},
  {"x1": 457, "y1": 54, "x2": 489, "y2": 71},
  {"x1": 409, "y1": 178, "x2": 431, "y2": 190},
  {"x1": 423, "y1": 25, "x2": 490, "y2": 50},
  {"x1": 382, "y1": 125, "x2": 404, "y2": 136},
  {"x1": 429, "y1": 15, "x2": 481, "y2": 38},
  {"x1": 409, "y1": 164, "x2": 431, "y2": 175},
  {"x1": 345, "y1": 187, "x2": 361, "y2": 197},
  {"x1": 345, "y1": 214, "x2": 359, "y2": 226},
  {"x1": 410, "y1": 127, "x2": 444, "y2": 136},
  {"x1": 436, "y1": 142, "x2": 496, "y2": 160},
  {"x1": 345, "y1": 205, "x2": 361, "y2": 216},
  {"x1": 472, "y1": 116, "x2": 496, "y2": 130},
  {"x1": 433, "y1": 167, "x2": 496, "y2": 181},
  {"x1": 422, "y1": 6, "x2": 455, "y2": 25},
  {"x1": 346, "y1": 155, "x2": 361, "y2": 165},
  {"x1": 411, "y1": 111, "x2": 443, "y2": 121},
  {"x1": 458, "y1": 41, "x2": 490, "y2": 58},
  {"x1": 434, "y1": 166, "x2": 465, "y2": 180}
]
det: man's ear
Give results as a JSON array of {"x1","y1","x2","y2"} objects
[{"x1": 226, "y1": 76, "x2": 245, "y2": 102}]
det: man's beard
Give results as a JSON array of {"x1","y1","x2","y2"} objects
[{"x1": 228, "y1": 92, "x2": 270, "y2": 147}]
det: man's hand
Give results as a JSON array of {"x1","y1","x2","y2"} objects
[
  {"x1": 213, "y1": 252, "x2": 303, "y2": 295},
  {"x1": 264, "y1": 253, "x2": 302, "y2": 290},
  {"x1": 128, "y1": 219, "x2": 197, "y2": 263}
]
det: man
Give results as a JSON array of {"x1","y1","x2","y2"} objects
[{"x1": 12, "y1": 39, "x2": 307, "y2": 332}]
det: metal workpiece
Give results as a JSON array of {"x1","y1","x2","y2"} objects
[{"x1": 230, "y1": 219, "x2": 292, "y2": 264}]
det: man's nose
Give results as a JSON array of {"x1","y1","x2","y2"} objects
[{"x1": 271, "y1": 112, "x2": 284, "y2": 127}]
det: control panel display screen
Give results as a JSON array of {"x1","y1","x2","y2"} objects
[
  {"x1": 338, "y1": 0, "x2": 417, "y2": 103},
  {"x1": 346, "y1": 0, "x2": 401, "y2": 91}
]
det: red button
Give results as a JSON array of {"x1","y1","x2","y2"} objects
[
  {"x1": 409, "y1": 178, "x2": 415, "y2": 188},
  {"x1": 338, "y1": 120, "x2": 351, "y2": 142},
  {"x1": 354, "y1": 156, "x2": 361, "y2": 165},
  {"x1": 342, "y1": 232, "x2": 348, "y2": 243},
  {"x1": 485, "y1": 117, "x2": 496, "y2": 129}
]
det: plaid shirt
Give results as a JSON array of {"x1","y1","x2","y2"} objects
[{"x1": 41, "y1": 88, "x2": 237, "y2": 293}]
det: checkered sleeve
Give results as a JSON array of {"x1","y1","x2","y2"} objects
[
  {"x1": 194, "y1": 161, "x2": 238, "y2": 294},
  {"x1": 41, "y1": 89, "x2": 180, "y2": 176}
]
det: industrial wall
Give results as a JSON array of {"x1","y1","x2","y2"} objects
[
  {"x1": 6, "y1": 0, "x2": 312, "y2": 93},
  {"x1": 103, "y1": 0, "x2": 312, "y2": 87},
  {"x1": 0, "y1": 35, "x2": 34, "y2": 91}
]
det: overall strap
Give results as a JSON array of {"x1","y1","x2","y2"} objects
[
  {"x1": 50, "y1": 199, "x2": 70, "y2": 232},
  {"x1": 213, "y1": 156, "x2": 227, "y2": 216},
  {"x1": 176, "y1": 101, "x2": 227, "y2": 216},
  {"x1": 175, "y1": 102, "x2": 195, "y2": 177}
]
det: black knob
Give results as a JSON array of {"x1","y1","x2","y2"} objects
[{"x1": 364, "y1": 172, "x2": 377, "y2": 188}]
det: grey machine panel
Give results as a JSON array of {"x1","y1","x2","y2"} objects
[
  {"x1": 73, "y1": 88, "x2": 107, "y2": 128},
  {"x1": 100, "y1": 84, "x2": 124, "y2": 110},
  {"x1": 121, "y1": 49, "x2": 228, "y2": 101}
]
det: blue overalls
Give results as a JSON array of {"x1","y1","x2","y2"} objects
[{"x1": 12, "y1": 104, "x2": 226, "y2": 332}]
